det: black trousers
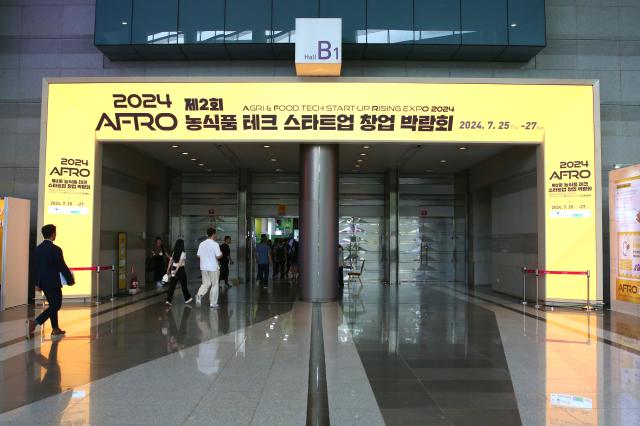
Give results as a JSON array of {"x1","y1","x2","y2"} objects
[
  {"x1": 257, "y1": 263, "x2": 269, "y2": 283},
  {"x1": 338, "y1": 267, "x2": 344, "y2": 287},
  {"x1": 36, "y1": 286, "x2": 63, "y2": 329},
  {"x1": 220, "y1": 260, "x2": 230, "y2": 283},
  {"x1": 167, "y1": 268, "x2": 192, "y2": 302}
]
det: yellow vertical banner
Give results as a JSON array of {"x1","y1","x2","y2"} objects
[{"x1": 117, "y1": 232, "x2": 127, "y2": 290}]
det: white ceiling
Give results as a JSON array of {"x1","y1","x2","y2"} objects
[{"x1": 125, "y1": 142, "x2": 524, "y2": 174}]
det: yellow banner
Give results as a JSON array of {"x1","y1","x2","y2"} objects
[
  {"x1": 616, "y1": 279, "x2": 640, "y2": 304},
  {"x1": 41, "y1": 80, "x2": 599, "y2": 300}
]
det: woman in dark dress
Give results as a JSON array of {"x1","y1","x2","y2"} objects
[{"x1": 150, "y1": 237, "x2": 169, "y2": 289}]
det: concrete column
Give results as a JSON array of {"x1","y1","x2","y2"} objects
[
  {"x1": 237, "y1": 168, "x2": 249, "y2": 283},
  {"x1": 384, "y1": 169, "x2": 399, "y2": 286},
  {"x1": 299, "y1": 144, "x2": 339, "y2": 302}
]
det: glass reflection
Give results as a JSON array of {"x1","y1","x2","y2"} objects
[
  {"x1": 146, "y1": 31, "x2": 183, "y2": 44},
  {"x1": 178, "y1": 0, "x2": 225, "y2": 45},
  {"x1": 131, "y1": 0, "x2": 179, "y2": 46},
  {"x1": 366, "y1": 29, "x2": 413, "y2": 44},
  {"x1": 224, "y1": 0, "x2": 271, "y2": 44},
  {"x1": 339, "y1": 216, "x2": 383, "y2": 283}
]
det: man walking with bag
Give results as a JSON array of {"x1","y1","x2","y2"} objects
[
  {"x1": 195, "y1": 227, "x2": 223, "y2": 309},
  {"x1": 27, "y1": 224, "x2": 75, "y2": 339}
]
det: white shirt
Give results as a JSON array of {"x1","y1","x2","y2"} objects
[
  {"x1": 197, "y1": 238, "x2": 222, "y2": 271},
  {"x1": 170, "y1": 252, "x2": 186, "y2": 276}
]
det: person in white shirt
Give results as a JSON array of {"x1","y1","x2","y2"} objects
[{"x1": 195, "y1": 227, "x2": 224, "y2": 308}]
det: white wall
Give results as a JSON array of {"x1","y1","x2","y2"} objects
[
  {"x1": 99, "y1": 144, "x2": 170, "y2": 296},
  {"x1": 469, "y1": 147, "x2": 538, "y2": 299}
]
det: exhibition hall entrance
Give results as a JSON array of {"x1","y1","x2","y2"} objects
[
  {"x1": 39, "y1": 78, "x2": 601, "y2": 305},
  {"x1": 98, "y1": 140, "x2": 541, "y2": 301}
]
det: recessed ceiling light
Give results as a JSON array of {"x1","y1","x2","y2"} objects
[
  {"x1": 182, "y1": 152, "x2": 189, "y2": 155},
  {"x1": 264, "y1": 145, "x2": 271, "y2": 148},
  {"x1": 440, "y1": 159, "x2": 447, "y2": 163},
  {"x1": 198, "y1": 163, "x2": 204, "y2": 166},
  {"x1": 275, "y1": 168, "x2": 284, "y2": 172},
  {"x1": 459, "y1": 146, "x2": 467, "y2": 150},
  {"x1": 363, "y1": 145, "x2": 370, "y2": 149},
  {"x1": 357, "y1": 159, "x2": 363, "y2": 163},
  {"x1": 206, "y1": 168, "x2": 213, "y2": 172},
  {"x1": 355, "y1": 164, "x2": 360, "y2": 168},
  {"x1": 190, "y1": 158, "x2": 197, "y2": 161},
  {"x1": 510, "y1": 23, "x2": 517, "y2": 27},
  {"x1": 171, "y1": 145, "x2": 179, "y2": 148},
  {"x1": 270, "y1": 158, "x2": 277, "y2": 162},
  {"x1": 121, "y1": 21, "x2": 128, "y2": 25},
  {"x1": 359, "y1": 153, "x2": 367, "y2": 156}
]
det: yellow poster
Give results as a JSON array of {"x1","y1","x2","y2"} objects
[
  {"x1": 611, "y1": 170, "x2": 640, "y2": 306},
  {"x1": 40, "y1": 79, "x2": 600, "y2": 300}
]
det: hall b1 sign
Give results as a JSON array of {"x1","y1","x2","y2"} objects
[{"x1": 295, "y1": 18, "x2": 341, "y2": 76}]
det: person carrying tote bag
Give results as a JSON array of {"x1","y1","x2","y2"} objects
[{"x1": 165, "y1": 239, "x2": 193, "y2": 306}]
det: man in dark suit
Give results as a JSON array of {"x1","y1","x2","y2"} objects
[{"x1": 27, "y1": 224, "x2": 75, "y2": 339}]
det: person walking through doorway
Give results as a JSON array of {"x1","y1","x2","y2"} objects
[
  {"x1": 275, "y1": 239, "x2": 287, "y2": 279},
  {"x1": 150, "y1": 237, "x2": 169, "y2": 289},
  {"x1": 165, "y1": 239, "x2": 193, "y2": 306},
  {"x1": 289, "y1": 239, "x2": 299, "y2": 281},
  {"x1": 271, "y1": 239, "x2": 280, "y2": 278},
  {"x1": 220, "y1": 236, "x2": 233, "y2": 288},
  {"x1": 27, "y1": 224, "x2": 75, "y2": 339},
  {"x1": 255, "y1": 234, "x2": 271, "y2": 287},
  {"x1": 195, "y1": 228, "x2": 223, "y2": 309}
]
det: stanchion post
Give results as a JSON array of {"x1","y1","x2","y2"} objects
[
  {"x1": 534, "y1": 269, "x2": 542, "y2": 309},
  {"x1": 583, "y1": 270, "x2": 594, "y2": 311},
  {"x1": 94, "y1": 266, "x2": 102, "y2": 306},
  {"x1": 110, "y1": 265, "x2": 115, "y2": 301},
  {"x1": 521, "y1": 267, "x2": 528, "y2": 305}
]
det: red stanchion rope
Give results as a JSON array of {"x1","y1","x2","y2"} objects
[
  {"x1": 69, "y1": 265, "x2": 115, "y2": 271},
  {"x1": 523, "y1": 269, "x2": 588, "y2": 276}
]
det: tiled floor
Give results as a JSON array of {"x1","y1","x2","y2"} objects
[
  {"x1": 341, "y1": 283, "x2": 640, "y2": 426},
  {"x1": 0, "y1": 280, "x2": 639, "y2": 425}
]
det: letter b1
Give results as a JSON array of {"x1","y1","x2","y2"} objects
[{"x1": 318, "y1": 41, "x2": 332, "y2": 60}]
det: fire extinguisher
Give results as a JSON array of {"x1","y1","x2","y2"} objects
[{"x1": 129, "y1": 265, "x2": 140, "y2": 295}]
